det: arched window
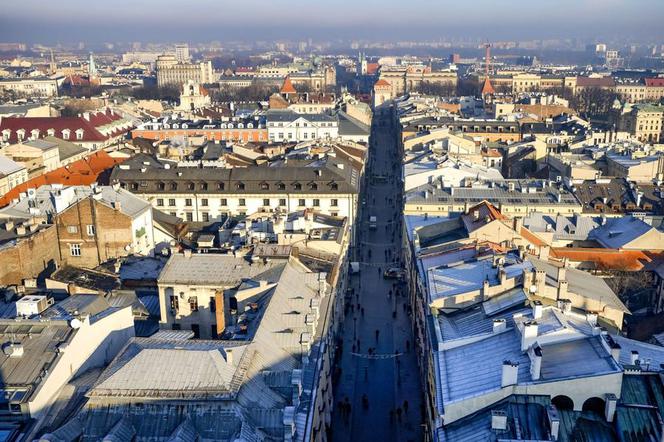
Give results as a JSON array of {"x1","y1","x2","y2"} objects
[
  {"x1": 582, "y1": 397, "x2": 605, "y2": 415},
  {"x1": 552, "y1": 395, "x2": 574, "y2": 411}
]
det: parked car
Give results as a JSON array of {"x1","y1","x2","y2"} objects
[{"x1": 383, "y1": 267, "x2": 406, "y2": 280}]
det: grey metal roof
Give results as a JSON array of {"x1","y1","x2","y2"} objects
[
  {"x1": 590, "y1": 216, "x2": 661, "y2": 249},
  {"x1": 158, "y1": 254, "x2": 286, "y2": 286},
  {"x1": 266, "y1": 109, "x2": 336, "y2": 123},
  {"x1": 522, "y1": 213, "x2": 601, "y2": 241}
]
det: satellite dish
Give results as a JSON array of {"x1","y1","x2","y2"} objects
[{"x1": 69, "y1": 318, "x2": 82, "y2": 329}]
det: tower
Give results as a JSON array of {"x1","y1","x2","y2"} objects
[
  {"x1": 481, "y1": 43, "x2": 495, "y2": 98},
  {"x1": 49, "y1": 49, "x2": 56, "y2": 75},
  {"x1": 88, "y1": 52, "x2": 97, "y2": 77}
]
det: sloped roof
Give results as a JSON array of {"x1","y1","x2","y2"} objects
[
  {"x1": 550, "y1": 247, "x2": 664, "y2": 272},
  {"x1": 280, "y1": 76, "x2": 297, "y2": 95},
  {"x1": 481, "y1": 76, "x2": 495, "y2": 95},
  {"x1": 0, "y1": 151, "x2": 125, "y2": 207},
  {"x1": 374, "y1": 79, "x2": 391, "y2": 89}
]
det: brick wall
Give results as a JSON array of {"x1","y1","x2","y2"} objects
[
  {"x1": 56, "y1": 197, "x2": 133, "y2": 268},
  {"x1": 0, "y1": 225, "x2": 60, "y2": 286}
]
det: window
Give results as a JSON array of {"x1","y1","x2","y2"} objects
[
  {"x1": 330, "y1": 182, "x2": 338, "y2": 190},
  {"x1": 189, "y1": 297, "x2": 199, "y2": 312},
  {"x1": 70, "y1": 244, "x2": 81, "y2": 256},
  {"x1": 201, "y1": 198, "x2": 208, "y2": 207},
  {"x1": 66, "y1": 225, "x2": 78, "y2": 234},
  {"x1": 217, "y1": 182, "x2": 225, "y2": 190},
  {"x1": 186, "y1": 213, "x2": 193, "y2": 222},
  {"x1": 260, "y1": 182, "x2": 269, "y2": 190},
  {"x1": 279, "y1": 198, "x2": 286, "y2": 206},
  {"x1": 86, "y1": 225, "x2": 95, "y2": 236},
  {"x1": 239, "y1": 198, "x2": 246, "y2": 206},
  {"x1": 170, "y1": 182, "x2": 178, "y2": 190},
  {"x1": 187, "y1": 182, "x2": 195, "y2": 190},
  {"x1": 210, "y1": 296, "x2": 216, "y2": 312},
  {"x1": 170, "y1": 295, "x2": 179, "y2": 310},
  {"x1": 277, "y1": 182, "x2": 286, "y2": 190},
  {"x1": 156, "y1": 198, "x2": 164, "y2": 206},
  {"x1": 158, "y1": 182, "x2": 165, "y2": 190},
  {"x1": 202, "y1": 212, "x2": 209, "y2": 222},
  {"x1": 298, "y1": 199, "x2": 306, "y2": 206},
  {"x1": 263, "y1": 198, "x2": 270, "y2": 206},
  {"x1": 168, "y1": 199, "x2": 176, "y2": 207},
  {"x1": 170, "y1": 212, "x2": 176, "y2": 216},
  {"x1": 220, "y1": 198, "x2": 228, "y2": 206},
  {"x1": 331, "y1": 199, "x2": 338, "y2": 207},
  {"x1": 293, "y1": 182, "x2": 302, "y2": 190},
  {"x1": 309, "y1": 183, "x2": 318, "y2": 190},
  {"x1": 237, "y1": 182, "x2": 245, "y2": 190},
  {"x1": 200, "y1": 183, "x2": 208, "y2": 191},
  {"x1": 131, "y1": 182, "x2": 139, "y2": 191},
  {"x1": 185, "y1": 198, "x2": 192, "y2": 207},
  {"x1": 313, "y1": 199, "x2": 320, "y2": 207}
]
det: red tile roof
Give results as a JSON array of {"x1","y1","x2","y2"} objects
[
  {"x1": 280, "y1": 76, "x2": 297, "y2": 95},
  {"x1": 576, "y1": 76, "x2": 615, "y2": 88},
  {"x1": 520, "y1": 227, "x2": 548, "y2": 248},
  {"x1": 646, "y1": 78, "x2": 664, "y2": 87},
  {"x1": 366, "y1": 63, "x2": 379, "y2": 75},
  {"x1": 0, "y1": 109, "x2": 128, "y2": 144},
  {"x1": 481, "y1": 77, "x2": 495, "y2": 96},
  {"x1": 374, "y1": 79, "x2": 391, "y2": 89},
  {"x1": 0, "y1": 151, "x2": 124, "y2": 207},
  {"x1": 550, "y1": 247, "x2": 664, "y2": 272}
]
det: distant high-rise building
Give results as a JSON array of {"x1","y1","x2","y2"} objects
[
  {"x1": 449, "y1": 53, "x2": 461, "y2": 64},
  {"x1": 175, "y1": 44, "x2": 190, "y2": 63},
  {"x1": 88, "y1": 52, "x2": 97, "y2": 77}
]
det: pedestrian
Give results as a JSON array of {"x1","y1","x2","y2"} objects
[
  {"x1": 361, "y1": 307, "x2": 365, "y2": 317},
  {"x1": 393, "y1": 310, "x2": 397, "y2": 319},
  {"x1": 375, "y1": 329, "x2": 380, "y2": 342},
  {"x1": 396, "y1": 407, "x2": 402, "y2": 422},
  {"x1": 403, "y1": 400, "x2": 409, "y2": 413}
]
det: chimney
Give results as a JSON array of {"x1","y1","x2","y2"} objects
[
  {"x1": 557, "y1": 299, "x2": 572, "y2": 314},
  {"x1": 493, "y1": 319, "x2": 507, "y2": 333},
  {"x1": 529, "y1": 344, "x2": 542, "y2": 380},
  {"x1": 557, "y1": 259, "x2": 567, "y2": 283},
  {"x1": 521, "y1": 320, "x2": 538, "y2": 351},
  {"x1": 586, "y1": 312, "x2": 598, "y2": 327},
  {"x1": 283, "y1": 406, "x2": 296, "y2": 442},
  {"x1": 499, "y1": 268, "x2": 507, "y2": 285},
  {"x1": 630, "y1": 350, "x2": 639, "y2": 365},
  {"x1": 604, "y1": 393, "x2": 618, "y2": 423},
  {"x1": 225, "y1": 348, "x2": 233, "y2": 365},
  {"x1": 538, "y1": 245, "x2": 550, "y2": 260},
  {"x1": 501, "y1": 360, "x2": 519, "y2": 387},
  {"x1": 532, "y1": 300, "x2": 543, "y2": 319},
  {"x1": 636, "y1": 191, "x2": 643, "y2": 207},
  {"x1": 491, "y1": 410, "x2": 507, "y2": 431},
  {"x1": 82, "y1": 112, "x2": 90, "y2": 121},
  {"x1": 513, "y1": 216, "x2": 523, "y2": 233},
  {"x1": 546, "y1": 406, "x2": 560, "y2": 441},
  {"x1": 557, "y1": 280, "x2": 568, "y2": 300}
]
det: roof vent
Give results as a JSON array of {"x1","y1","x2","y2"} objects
[
  {"x1": 2, "y1": 343, "x2": 24, "y2": 358},
  {"x1": 491, "y1": 410, "x2": 507, "y2": 431}
]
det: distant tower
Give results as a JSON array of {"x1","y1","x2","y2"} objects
[
  {"x1": 481, "y1": 43, "x2": 495, "y2": 98},
  {"x1": 88, "y1": 52, "x2": 97, "y2": 77},
  {"x1": 49, "y1": 49, "x2": 56, "y2": 75},
  {"x1": 175, "y1": 44, "x2": 190, "y2": 63}
]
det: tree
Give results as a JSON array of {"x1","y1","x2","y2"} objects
[
  {"x1": 415, "y1": 81, "x2": 455, "y2": 97},
  {"x1": 130, "y1": 85, "x2": 181, "y2": 102},
  {"x1": 568, "y1": 87, "x2": 619, "y2": 119}
]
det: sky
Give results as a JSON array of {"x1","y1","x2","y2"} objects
[{"x1": 1, "y1": 0, "x2": 663, "y2": 44}]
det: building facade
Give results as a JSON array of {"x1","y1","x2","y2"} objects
[{"x1": 155, "y1": 54, "x2": 214, "y2": 87}]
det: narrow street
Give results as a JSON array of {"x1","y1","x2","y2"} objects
[{"x1": 331, "y1": 106, "x2": 423, "y2": 442}]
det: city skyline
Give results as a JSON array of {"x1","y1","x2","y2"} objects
[{"x1": 2, "y1": 0, "x2": 664, "y2": 43}]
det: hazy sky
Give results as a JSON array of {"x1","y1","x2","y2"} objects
[{"x1": 2, "y1": 0, "x2": 663, "y2": 44}]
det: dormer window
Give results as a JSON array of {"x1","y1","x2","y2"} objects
[
  {"x1": 170, "y1": 182, "x2": 178, "y2": 190},
  {"x1": 277, "y1": 182, "x2": 286, "y2": 191},
  {"x1": 157, "y1": 182, "x2": 165, "y2": 190},
  {"x1": 293, "y1": 182, "x2": 302, "y2": 191},
  {"x1": 260, "y1": 182, "x2": 269, "y2": 190},
  {"x1": 237, "y1": 123, "x2": 244, "y2": 129},
  {"x1": 309, "y1": 183, "x2": 318, "y2": 191},
  {"x1": 47, "y1": 128, "x2": 55, "y2": 137},
  {"x1": 75, "y1": 129, "x2": 84, "y2": 140},
  {"x1": 16, "y1": 129, "x2": 25, "y2": 142},
  {"x1": 31, "y1": 129, "x2": 40, "y2": 139},
  {"x1": 62, "y1": 129, "x2": 70, "y2": 140},
  {"x1": 187, "y1": 182, "x2": 195, "y2": 190},
  {"x1": 236, "y1": 182, "x2": 245, "y2": 190},
  {"x1": 200, "y1": 182, "x2": 208, "y2": 191},
  {"x1": 217, "y1": 182, "x2": 225, "y2": 190},
  {"x1": 227, "y1": 123, "x2": 234, "y2": 129},
  {"x1": 330, "y1": 182, "x2": 338, "y2": 190},
  {"x1": 2, "y1": 130, "x2": 10, "y2": 142}
]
